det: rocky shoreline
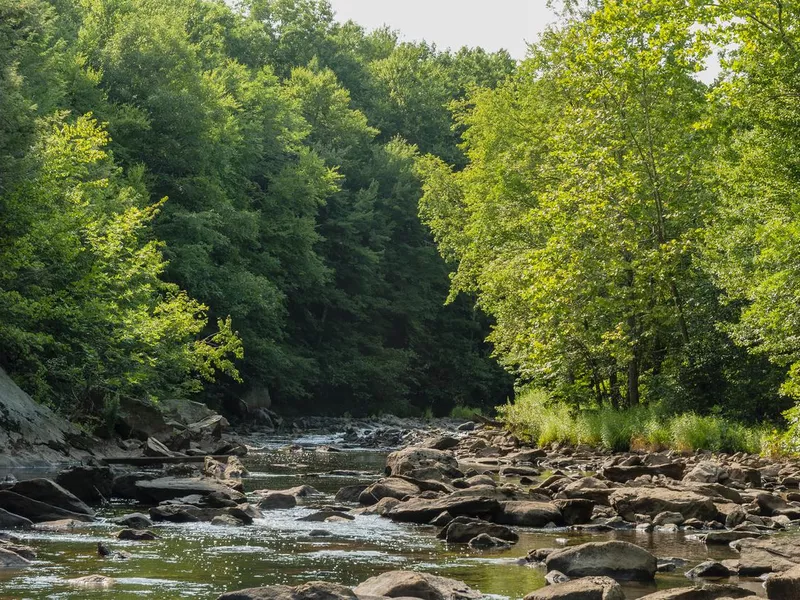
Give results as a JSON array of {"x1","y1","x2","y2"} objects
[{"x1": 3, "y1": 418, "x2": 800, "y2": 598}]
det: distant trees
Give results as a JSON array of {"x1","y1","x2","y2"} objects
[{"x1": 0, "y1": 0, "x2": 513, "y2": 418}]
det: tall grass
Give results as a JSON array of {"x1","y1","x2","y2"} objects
[
  {"x1": 449, "y1": 405, "x2": 484, "y2": 420},
  {"x1": 497, "y1": 389, "x2": 767, "y2": 454}
]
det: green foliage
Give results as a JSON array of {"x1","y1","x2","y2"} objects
[
  {"x1": 499, "y1": 389, "x2": 766, "y2": 454},
  {"x1": 449, "y1": 405, "x2": 484, "y2": 420}
]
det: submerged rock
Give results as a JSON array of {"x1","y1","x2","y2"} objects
[
  {"x1": 67, "y1": 575, "x2": 116, "y2": 588},
  {"x1": 0, "y1": 547, "x2": 30, "y2": 568},
  {"x1": 218, "y1": 581, "x2": 355, "y2": 600}
]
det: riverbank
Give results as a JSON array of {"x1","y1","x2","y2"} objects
[{"x1": 2, "y1": 419, "x2": 800, "y2": 598}]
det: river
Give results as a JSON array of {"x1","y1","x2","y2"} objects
[{"x1": 0, "y1": 433, "x2": 767, "y2": 599}]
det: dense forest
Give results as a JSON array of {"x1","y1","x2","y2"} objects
[{"x1": 4, "y1": 0, "x2": 800, "y2": 441}]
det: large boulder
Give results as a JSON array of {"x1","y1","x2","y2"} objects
[
  {"x1": 734, "y1": 535, "x2": 800, "y2": 576},
  {"x1": 385, "y1": 447, "x2": 461, "y2": 481},
  {"x1": 218, "y1": 581, "x2": 356, "y2": 600},
  {"x1": 438, "y1": 517, "x2": 518, "y2": 544},
  {"x1": 359, "y1": 478, "x2": 421, "y2": 505},
  {"x1": 524, "y1": 576, "x2": 625, "y2": 600},
  {"x1": 545, "y1": 541, "x2": 657, "y2": 581},
  {"x1": 609, "y1": 487, "x2": 719, "y2": 522},
  {"x1": 683, "y1": 462, "x2": 729, "y2": 485},
  {"x1": 55, "y1": 465, "x2": 114, "y2": 503},
  {"x1": 115, "y1": 397, "x2": 174, "y2": 441},
  {"x1": 386, "y1": 495, "x2": 500, "y2": 524},
  {"x1": 0, "y1": 491, "x2": 93, "y2": 523},
  {"x1": 134, "y1": 477, "x2": 244, "y2": 504},
  {"x1": 493, "y1": 501, "x2": 564, "y2": 527},
  {"x1": 159, "y1": 398, "x2": 216, "y2": 426},
  {"x1": 353, "y1": 570, "x2": 481, "y2": 600},
  {"x1": 765, "y1": 563, "x2": 800, "y2": 599},
  {"x1": 9, "y1": 479, "x2": 93, "y2": 516}
]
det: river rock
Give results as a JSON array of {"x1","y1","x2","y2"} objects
[
  {"x1": 765, "y1": 563, "x2": 800, "y2": 598},
  {"x1": 493, "y1": 501, "x2": 563, "y2": 527},
  {"x1": 609, "y1": 487, "x2": 719, "y2": 522},
  {"x1": 601, "y1": 463, "x2": 685, "y2": 483},
  {"x1": 0, "y1": 508, "x2": 32, "y2": 529},
  {"x1": 0, "y1": 490, "x2": 94, "y2": 523},
  {"x1": 734, "y1": 535, "x2": 800, "y2": 575},
  {"x1": 144, "y1": 436, "x2": 185, "y2": 458},
  {"x1": 187, "y1": 414, "x2": 229, "y2": 440},
  {"x1": 204, "y1": 456, "x2": 249, "y2": 479},
  {"x1": 67, "y1": 575, "x2": 116, "y2": 588},
  {"x1": 553, "y1": 499, "x2": 594, "y2": 525},
  {"x1": 353, "y1": 570, "x2": 482, "y2": 600},
  {"x1": 359, "y1": 478, "x2": 421, "y2": 505},
  {"x1": 116, "y1": 397, "x2": 174, "y2": 441},
  {"x1": 112, "y1": 472, "x2": 157, "y2": 499},
  {"x1": 438, "y1": 517, "x2": 518, "y2": 543},
  {"x1": 637, "y1": 583, "x2": 756, "y2": 599},
  {"x1": 10, "y1": 479, "x2": 94, "y2": 516},
  {"x1": 524, "y1": 576, "x2": 625, "y2": 600},
  {"x1": 562, "y1": 478, "x2": 614, "y2": 505},
  {"x1": 297, "y1": 510, "x2": 354, "y2": 522},
  {"x1": 134, "y1": 477, "x2": 244, "y2": 504},
  {"x1": 545, "y1": 541, "x2": 657, "y2": 581},
  {"x1": 335, "y1": 484, "x2": 367, "y2": 504},
  {"x1": 683, "y1": 462, "x2": 730, "y2": 485},
  {"x1": 0, "y1": 547, "x2": 31, "y2": 568},
  {"x1": 218, "y1": 581, "x2": 356, "y2": 600},
  {"x1": 386, "y1": 494, "x2": 500, "y2": 523},
  {"x1": 685, "y1": 561, "x2": 731, "y2": 579},
  {"x1": 109, "y1": 512, "x2": 153, "y2": 529},
  {"x1": 385, "y1": 447, "x2": 461, "y2": 481},
  {"x1": 468, "y1": 533, "x2": 511, "y2": 549},
  {"x1": 258, "y1": 492, "x2": 297, "y2": 510},
  {"x1": 55, "y1": 465, "x2": 114, "y2": 503},
  {"x1": 116, "y1": 528, "x2": 159, "y2": 540},
  {"x1": 0, "y1": 541, "x2": 35, "y2": 560}
]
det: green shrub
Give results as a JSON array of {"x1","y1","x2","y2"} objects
[
  {"x1": 497, "y1": 392, "x2": 767, "y2": 454},
  {"x1": 450, "y1": 405, "x2": 484, "y2": 420}
]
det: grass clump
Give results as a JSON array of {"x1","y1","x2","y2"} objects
[
  {"x1": 449, "y1": 405, "x2": 484, "y2": 420},
  {"x1": 497, "y1": 388, "x2": 768, "y2": 454}
]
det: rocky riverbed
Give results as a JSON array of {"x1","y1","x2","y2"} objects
[{"x1": 2, "y1": 421, "x2": 800, "y2": 599}]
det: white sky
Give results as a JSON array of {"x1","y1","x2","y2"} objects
[{"x1": 328, "y1": 0, "x2": 558, "y2": 59}]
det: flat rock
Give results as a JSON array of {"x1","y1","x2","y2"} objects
[
  {"x1": 359, "y1": 478, "x2": 421, "y2": 505},
  {"x1": 636, "y1": 583, "x2": 756, "y2": 599},
  {"x1": 439, "y1": 517, "x2": 518, "y2": 544},
  {"x1": 0, "y1": 490, "x2": 94, "y2": 523},
  {"x1": 734, "y1": 535, "x2": 800, "y2": 575},
  {"x1": 109, "y1": 513, "x2": 153, "y2": 529},
  {"x1": 493, "y1": 501, "x2": 563, "y2": 527},
  {"x1": 601, "y1": 463, "x2": 684, "y2": 483},
  {"x1": 134, "y1": 477, "x2": 244, "y2": 504},
  {"x1": 609, "y1": 487, "x2": 719, "y2": 522},
  {"x1": 765, "y1": 563, "x2": 800, "y2": 598},
  {"x1": 218, "y1": 581, "x2": 355, "y2": 600},
  {"x1": 524, "y1": 576, "x2": 625, "y2": 600},
  {"x1": 387, "y1": 495, "x2": 500, "y2": 524}
]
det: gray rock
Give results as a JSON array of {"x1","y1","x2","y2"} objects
[
  {"x1": 765, "y1": 563, "x2": 800, "y2": 598},
  {"x1": 353, "y1": 570, "x2": 481, "y2": 600},
  {"x1": 0, "y1": 547, "x2": 31, "y2": 568},
  {"x1": 334, "y1": 484, "x2": 367, "y2": 504},
  {"x1": 55, "y1": 465, "x2": 114, "y2": 504},
  {"x1": 257, "y1": 492, "x2": 297, "y2": 510},
  {"x1": 134, "y1": 477, "x2": 244, "y2": 504},
  {"x1": 468, "y1": 533, "x2": 511, "y2": 550},
  {"x1": 109, "y1": 513, "x2": 153, "y2": 529},
  {"x1": 609, "y1": 487, "x2": 719, "y2": 522},
  {"x1": 359, "y1": 478, "x2": 421, "y2": 505},
  {"x1": 685, "y1": 561, "x2": 731, "y2": 579},
  {"x1": 438, "y1": 517, "x2": 518, "y2": 544},
  {"x1": 524, "y1": 576, "x2": 625, "y2": 599},
  {"x1": 545, "y1": 541, "x2": 657, "y2": 581},
  {"x1": 0, "y1": 490, "x2": 93, "y2": 523},
  {"x1": 387, "y1": 494, "x2": 500, "y2": 524},
  {"x1": 493, "y1": 501, "x2": 564, "y2": 527},
  {"x1": 218, "y1": 582, "x2": 355, "y2": 600},
  {"x1": 10, "y1": 479, "x2": 93, "y2": 516},
  {"x1": 0, "y1": 508, "x2": 32, "y2": 529}
]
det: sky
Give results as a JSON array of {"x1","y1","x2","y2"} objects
[{"x1": 327, "y1": 0, "x2": 559, "y2": 60}]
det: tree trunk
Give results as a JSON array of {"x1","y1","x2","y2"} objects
[
  {"x1": 627, "y1": 359, "x2": 640, "y2": 407},
  {"x1": 609, "y1": 369, "x2": 621, "y2": 409}
]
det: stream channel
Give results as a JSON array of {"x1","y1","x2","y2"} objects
[{"x1": 0, "y1": 432, "x2": 767, "y2": 599}]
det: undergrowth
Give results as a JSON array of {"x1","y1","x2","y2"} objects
[{"x1": 497, "y1": 388, "x2": 769, "y2": 454}]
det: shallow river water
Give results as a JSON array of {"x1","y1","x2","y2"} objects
[{"x1": 0, "y1": 434, "x2": 768, "y2": 599}]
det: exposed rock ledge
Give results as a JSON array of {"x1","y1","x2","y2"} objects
[{"x1": 0, "y1": 367, "x2": 91, "y2": 467}]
